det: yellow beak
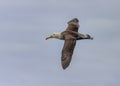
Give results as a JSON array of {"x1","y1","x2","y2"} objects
[{"x1": 45, "y1": 35, "x2": 53, "y2": 40}]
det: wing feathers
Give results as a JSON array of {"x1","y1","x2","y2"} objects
[{"x1": 61, "y1": 39, "x2": 76, "y2": 69}]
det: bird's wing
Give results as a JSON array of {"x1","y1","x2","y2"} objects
[
  {"x1": 66, "y1": 18, "x2": 79, "y2": 32},
  {"x1": 61, "y1": 35, "x2": 76, "y2": 69}
]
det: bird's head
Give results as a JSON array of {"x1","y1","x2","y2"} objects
[{"x1": 46, "y1": 32, "x2": 62, "y2": 40}]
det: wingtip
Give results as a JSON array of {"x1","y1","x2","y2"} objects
[
  {"x1": 62, "y1": 66, "x2": 67, "y2": 70},
  {"x1": 90, "y1": 37, "x2": 94, "y2": 40},
  {"x1": 62, "y1": 64, "x2": 69, "y2": 70}
]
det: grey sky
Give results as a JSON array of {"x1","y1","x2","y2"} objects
[{"x1": 0, "y1": 0, "x2": 120, "y2": 86}]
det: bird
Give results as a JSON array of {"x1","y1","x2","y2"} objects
[{"x1": 46, "y1": 18, "x2": 93, "y2": 70}]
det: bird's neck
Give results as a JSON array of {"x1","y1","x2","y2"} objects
[{"x1": 56, "y1": 33, "x2": 64, "y2": 40}]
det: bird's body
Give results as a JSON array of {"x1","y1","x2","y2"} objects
[{"x1": 46, "y1": 18, "x2": 93, "y2": 69}]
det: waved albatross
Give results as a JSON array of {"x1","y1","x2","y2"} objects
[{"x1": 46, "y1": 18, "x2": 93, "y2": 70}]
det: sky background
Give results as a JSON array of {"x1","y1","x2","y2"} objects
[{"x1": 0, "y1": 0, "x2": 120, "y2": 86}]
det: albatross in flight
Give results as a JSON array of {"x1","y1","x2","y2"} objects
[{"x1": 46, "y1": 18, "x2": 93, "y2": 70}]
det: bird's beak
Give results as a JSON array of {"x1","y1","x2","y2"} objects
[{"x1": 45, "y1": 35, "x2": 53, "y2": 40}]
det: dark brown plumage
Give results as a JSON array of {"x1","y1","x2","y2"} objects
[
  {"x1": 66, "y1": 18, "x2": 79, "y2": 32},
  {"x1": 61, "y1": 36, "x2": 76, "y2": 69},
  {"x1": 46, "y1": 18, "x2": 93, "y2": 70},
  {"x1": 61, "y1": 18, "x2": 79, "y2": 69}
]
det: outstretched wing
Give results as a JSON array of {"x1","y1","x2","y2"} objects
[
  {"x1": 61, "y1": 37, "x2": 76, "y2": 69},
  {"x1": 66, "y1": 18, "x2": 79, "y2": 32}
]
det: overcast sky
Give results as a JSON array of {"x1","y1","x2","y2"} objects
[{"x1": 0, "y1": 0, "x2": 120, "y2": 86}]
